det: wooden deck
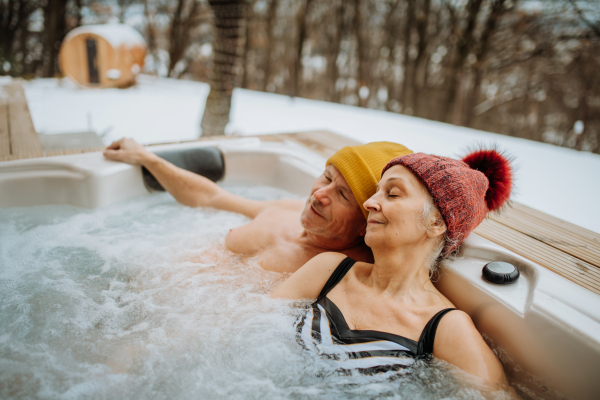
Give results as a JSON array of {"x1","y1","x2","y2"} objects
[
  {"x1": 1, "y1": 80, "x2": 599, "y2": 296},
  {"x1": 0, "y1": 80, "x2": 104, "y2": 161}
]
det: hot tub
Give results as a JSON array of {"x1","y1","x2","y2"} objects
[{"x1": 1, "y1": 138, "x2": 599, "y2": 399}]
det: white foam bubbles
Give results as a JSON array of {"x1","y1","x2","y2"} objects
[{"x1": 0, "y1": 185, "x2": 497, "y2": 399}]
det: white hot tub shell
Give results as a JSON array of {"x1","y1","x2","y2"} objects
[{"x1": 1, "y1": 138, "x2": 599, "y2": 399}]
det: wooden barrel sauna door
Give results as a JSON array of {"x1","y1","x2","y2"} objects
[{"x1": 86, "y1": 38, "x2": 99, "y2": 85}]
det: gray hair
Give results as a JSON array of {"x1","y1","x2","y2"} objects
[{"x1": 418, "y1": 191, "x2": 458, "y2": 277}]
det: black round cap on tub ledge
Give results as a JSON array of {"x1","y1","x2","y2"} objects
[{"x1": 482, "y1": 262, "x2": 520, "y2": 285}]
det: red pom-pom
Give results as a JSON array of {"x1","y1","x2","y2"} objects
[{"x1": 462, "y1": 149, "x2": 513, "y2": 211}]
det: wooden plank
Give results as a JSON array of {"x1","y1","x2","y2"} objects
[
  {"x1": 489, "y1": 204, "x2": 600, "y2": 269},
  {"x1": 290, "y1": 130, "x2": 361, "y2": 158},
  {"x1": 0, "y1": 154, "x2": 19, "y2": 162},
  {"x1": 0, "y1": 152, "x2": 39, "y2": 161},
  {"x1": 475, "y1": 219, "x2": 600, "y2": 295},
  {"x1": 6, "y1": 80, "x2": 44, "y2": 158},
  {"x1": 0, "y1": 95, "x2": 9, "y2": 157},
  {"x1": 146, "y1": 133, "x2": 260, "y2": 147},
  {"x1": 45, "y1": 149, "x2": 80, "y2": 157},
  {"x1": 145, "y1": 131, "x2": 358, "y2": 160},
  {"x1": 475, "y1": 221, "x2": 600, "y2": 292},
  {"x1": 514, "y1": 202, "x2": 600, "y2": 246},
  {"x1": 78, "y1": 146, "x2": 105, "y2": 154},
  {"x1": 510, "y1": 202, "x2": 600, "y2": 251}
]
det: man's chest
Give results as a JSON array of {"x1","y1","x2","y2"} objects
[{"x1": 224, "y1": 214, "x2": 313, "y2": 272}]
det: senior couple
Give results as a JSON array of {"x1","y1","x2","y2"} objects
[{"x1": 104, "y1": 138, "x2": 513, "y2": 392}]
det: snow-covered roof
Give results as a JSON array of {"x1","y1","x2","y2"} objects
[{"x1": 64, "y1": 24, "x2": 146, "y2": 48}]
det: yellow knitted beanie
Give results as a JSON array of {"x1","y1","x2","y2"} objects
[{"x1": 327, "y1": 141, "x2": 413, "y2": 219}]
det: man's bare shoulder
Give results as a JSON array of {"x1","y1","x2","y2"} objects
[
  {"x1": 239, "y1": 200, "x2": 303, "y2": 236},
  {"x1": 262, "y1": 199, "x2": 305, "y2": 212},
  {"x1": 251, "y1": 199, "x2": 305, "y2": 221}
]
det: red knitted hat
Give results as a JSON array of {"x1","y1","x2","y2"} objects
[{"x1": 381, "y1": 149, "x2": 513, "y2": 256}]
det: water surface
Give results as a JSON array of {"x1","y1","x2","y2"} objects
[{"x1": 0, "y1": 186, "x2": 505, "y2": 399}]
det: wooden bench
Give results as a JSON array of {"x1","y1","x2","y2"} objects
[{"x1": 1, "y1": 86, "x2": 598, "y2": 295}]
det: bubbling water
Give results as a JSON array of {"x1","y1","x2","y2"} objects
[{"x1": 0, "y1": 185, "x2": 505, "y2": 399}]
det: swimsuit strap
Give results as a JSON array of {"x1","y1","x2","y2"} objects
[
  {"x1": 317, "y1": 257, "x2": 357, "y2": 301},
  {"x1": 417, "y1": 308, "x2": 457, "y2": 356}
]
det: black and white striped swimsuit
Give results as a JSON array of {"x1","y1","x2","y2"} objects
[{"x1": 295, "y1": 257, "x2": 456, "y2": 373}]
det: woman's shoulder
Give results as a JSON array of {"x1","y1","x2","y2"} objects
[
  {"x1": 312, "y1": 251, "x2": 350, "y2": 264},
  {"x1": 431, "y1": 309, "x2": 489, "y2": 362},
  {"x1": 432, "y1": 309, "x2": 508, "y2": 385},
  {"x1": 434, "y1": 309, "x2": 479, "y2": 345},
  {"x1": 269, "y1": 252, "x2": 349, "y2": 300}
]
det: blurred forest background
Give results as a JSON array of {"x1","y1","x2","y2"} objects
[{"x1": 1, "y1": 0, "x2": 599, "y2": 152}]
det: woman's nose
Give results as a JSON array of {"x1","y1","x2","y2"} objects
[{"x1": 363, "y1": 194, "x2": 380, "y2": 212}]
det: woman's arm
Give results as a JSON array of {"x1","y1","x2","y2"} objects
[
  {"x1": 433, "y1": 310, "x2": 511, "y2": 390},
  {"x1": 270, "y1": 252, "x2": 348, "y2": 300}
]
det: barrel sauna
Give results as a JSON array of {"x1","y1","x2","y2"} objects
[{"x1": 59, "y1": 24, "x2": 146, "y2": 88}]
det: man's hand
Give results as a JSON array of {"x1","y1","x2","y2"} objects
[
  {"x1": 101, "y1": 137, "x2": 270, "y2": 217},
  {"x1": 103, "y1": 138, "x2": 153, "y2": 165},
  {"x1": 102, "y1": 137, "x2": 298, "y2": 219}
]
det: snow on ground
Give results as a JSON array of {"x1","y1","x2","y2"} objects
[
  {"x1": 24, "y1": 75, "x2": 206, "y2": 143},
  {"x1": 23, "y1": 75, "x2": 600, "y2": 233}
]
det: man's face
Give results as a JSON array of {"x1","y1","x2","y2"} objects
[{"x1": 300, "y1": 164, "x2": 367, "y2": 245}]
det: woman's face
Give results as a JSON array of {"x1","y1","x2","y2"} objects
[{"x1": 363, "y1": 164, "x2": 431, "y2": 249}]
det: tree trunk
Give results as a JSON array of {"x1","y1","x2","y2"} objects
[
  {"x1": 75, "y1": 0, "x2": 83, "y2": 27},
  {"x1": 0, "y1": 0, "x2": 17, "y2": 54},
  {"x1": 464, "y1": 0, "x2": 505, "y2": 127},
  {"x1": 167, "y1": 0, "x2": 187, "y2": 76},
  {"x1": 16, "y1": 0, "x2": 35, "y2": 76},
  {"x1": 326, "y1": 0, "x2": 344, "y2": 103},
  {"x1": 292, "y1": 0, "x2": 313, "y2": 98},
  {"x1": 574, "y1": 52, "x2": 591, "y2": 151},
  {"x1": 42, "y1": 0, "x2": 68, "y2": 77},
  {"x1": 401, "y1": 0, "x2": 415, "y2": 114},
  {"x1": 352, "y1": 0, "x2": 368, "y2": 107},
  {"x1": 438, "y1": 0, "x2": 483, "y2": 123},
  {"x1": 241, "y1": 2, "x2": 253, "y2": 89},
  {"x1": 118, "y1": 0, "x2": 127, "y2": 23},
  {"x1": 262, "y1": 0, "x2": 278, "y2": 91},
  {"x1": 383, "y1": 0, "x2": 402, "y2": 111},
  {"x1": 166, "y1": 0, "x2": 203, "y2": 77},
  {"x1": 200, "y1": 0, "x2": 247, "y2": 136},
  {"x1": 1, "y1": 0, "x2": 38, "y2": 75},
  {"x1": 144, "y1": 0, "x2": 158, "y2": 74},
  {"x1": 410, "y1": 0, "x2": 430, "y2": 117}
]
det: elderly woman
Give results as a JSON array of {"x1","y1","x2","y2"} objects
[{"x1": 271, "y1": 149, "x2": 513, "y2": 389}]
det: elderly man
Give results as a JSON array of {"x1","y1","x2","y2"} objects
[{"x1": 104, "y1": 138, "x2": 412, "y2": 272}]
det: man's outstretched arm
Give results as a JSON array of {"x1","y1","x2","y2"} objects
[{"x1": 103, "y1": 138, "x2": 291, "y2": 219}]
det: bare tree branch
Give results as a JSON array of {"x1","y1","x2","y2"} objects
[{"x1": 568, "y1": 0, "x2": 600, "y2": 38}]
